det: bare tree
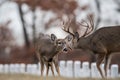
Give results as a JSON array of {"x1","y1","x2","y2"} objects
[
  {"x1": 18, "y1": 3, "x2": 30, "y2": 47},
  {"x1": 0, "y1": 21, "x2": 14, "y2": 54}
]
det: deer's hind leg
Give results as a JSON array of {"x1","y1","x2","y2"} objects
[
  {"x1": 104, "y1": 54, "x2": 111, "y2": 77},
  {"x1": 96, "y1": 54, "x2": 105, "y2": 78},
  {"x1": 46, "y1": 62, "x2": 55, "y2": 76},
  {"x1": 45, "y1": 63, "x2": 54, "y2": 75},
  {"x1": 46, "y1": 63, "x2": 50, "y2": 76},
  {"x1": 36, "y1": 52, "x2": 44, "y2": 79},
  {"x1": 53, "y1": 56, "x2": 60, "y2": 76}
]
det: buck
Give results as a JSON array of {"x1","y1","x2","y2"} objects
[
  {"x1": 35, "y1": 33, "x2": 71, "y2": 78},
  {"x1": 62, "y1": 16, "x2": 120, "y2": 78}
]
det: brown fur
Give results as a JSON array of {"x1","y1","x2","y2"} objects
[
  {"x1": 35, "y1": 33, "x2": 71, "y2": 77},
  {"x1": 62, "y1": 17, "x2": 120, "y2": 78},
  {"x1": 74, "y1": 26, "x2": 120, "y2": 78}
]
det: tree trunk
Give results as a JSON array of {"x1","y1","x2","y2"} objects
[
  {"x1": 32, "y1": 8, "x2": 36, "y2": 46},
  {"x1": 18, "y1": 4, "x2": 30, "y2": 47}
]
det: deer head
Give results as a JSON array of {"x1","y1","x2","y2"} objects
[{"x1": 51, "y1": 34, "x2": 72, "y2": 53}]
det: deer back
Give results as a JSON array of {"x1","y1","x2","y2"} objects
[
  {"x1": 35, "y1": 33, "x2": 57, "y2": 60},
  {"x1": 89, "y1": 26, "x2": 120, "y2": 53}
]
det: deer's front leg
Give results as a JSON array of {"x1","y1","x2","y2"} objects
[
  {"x1": 50, "y1": 62, "x2": 55, "y2": 76},
  {"x1": 53, "y1": 56, "x2": 60, "y2": 76}
]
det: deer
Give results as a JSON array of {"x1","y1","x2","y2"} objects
[
  {"x1": 62, "y1": 16, "x2": 120, "y2": 78},
  {"x1": 35, "y1": 33, "x2": 71, "y2": 78}
]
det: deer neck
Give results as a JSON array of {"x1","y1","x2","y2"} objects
[
  {"x1": 77, "y1": 36, "x2": 92, "y2": 50},
  {"x1": 49, "y1": 45, "x2": 60, "y2": 59}
]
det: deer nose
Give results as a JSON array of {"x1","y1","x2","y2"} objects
[{"x1": 63, "y1": 48, "x2": 68, "y2": 52}]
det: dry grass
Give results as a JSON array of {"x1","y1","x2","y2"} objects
[{"x1": 0, "y1": 74, "x2": 119, "y2": 80}]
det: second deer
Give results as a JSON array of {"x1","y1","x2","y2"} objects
[{"x1": 62, "y1": 16, "x2": 120, "y2": 78}]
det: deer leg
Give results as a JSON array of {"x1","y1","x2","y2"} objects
[
  {"x1": 96, "y1": 54, "x2": 105, "y2": 78},
  {"x1": 36, "y1": 52, "x2": 44, "y2": 77},
  {"x1": 46, "y1": 63, "x2": 50, "y2": 76},
  {"x1": 53, "y1": 58, "x2": 60, "y2": 76},
  {"x1": 104, "y1": 54, "x2": 111, "y2": 77},
  {"x1": 55, "y1": 63, "x2": 60, "y2": 76},
  {"x1": 50, "y1": 62, "x2": 55, "y2": 77},
  {"x1": 40, "y1": 59, "x2": 44, "y2": 77}
]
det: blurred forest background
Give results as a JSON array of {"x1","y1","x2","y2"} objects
[{"x1": 0, "y1": 0, "x2": 120, "y2": 70}]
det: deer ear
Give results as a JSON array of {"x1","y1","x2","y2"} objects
[
  {"x1": 51, "y1": 34, "x2": 57, "y2": 41},
  {"x1": 65, "y1": 35, "x2": 73, "y2": 42}
]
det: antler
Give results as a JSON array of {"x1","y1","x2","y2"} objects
[
  {"x1": 78, "y1": 15, "x2": 94, "y2": 37},
  {"x1": 62, "y1": 19, "x2": 75, "y2": 36}
]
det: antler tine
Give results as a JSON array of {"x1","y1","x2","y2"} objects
[
  {"x1": 62, "y1": 19, "x2": 75, "y2": 36},
  {"x1": 85, "y1": 15, "x2": 94, "y2": 36},
  {"x1": 89, "y1": 15, "x2": 94, "y2": 30},
  {"x1": 79, "y1": 15, "x2": 94, "y2": 37},
  {"x1": 81, "y1": 19, "x2": 90, "y2": 37},
  {"x1": 77, "y1": 18, "x2": 90, "y2": 37},
  {"x1": 78, "y1": 19, "x2": 89, "y2": 27}
]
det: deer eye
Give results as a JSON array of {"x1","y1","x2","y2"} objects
[{"x1": 58, "y1": 42, "x2": 62, "y2": 44}]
